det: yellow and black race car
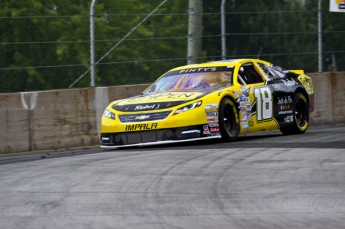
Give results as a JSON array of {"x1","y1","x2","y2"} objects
[{"x1": 100, "y1": 59, "x2": 314, "y2": 148}]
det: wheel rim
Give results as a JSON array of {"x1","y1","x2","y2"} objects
[
  {"x1": 295, "y1": 100, "x2": 306, "y2": 126},
  {"x1": 224, "y1": 107, "x2": 233, "y2": 132}
]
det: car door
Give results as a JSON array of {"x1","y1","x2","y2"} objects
[
  {"x1": 237, "y1": 62, "x2": 280, "y2": 134},
  {"x1": 258, "y1": 63, "x2": 298, "y2": 124}
]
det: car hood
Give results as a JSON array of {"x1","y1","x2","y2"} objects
[{"x1": 112, "y1": 91, "x2": 208, "y2": 112}]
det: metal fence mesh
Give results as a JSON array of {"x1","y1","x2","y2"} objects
[{"x1": 0, "y1": 0, "x2": 344, "y2": 93}]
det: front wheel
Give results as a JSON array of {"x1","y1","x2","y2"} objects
[
  {"x1": 219, "y1": 97, "x2": 240, "y2": 141},
  {"x1": 280, "y1": 93, "x2": 309, "y2": 135}
]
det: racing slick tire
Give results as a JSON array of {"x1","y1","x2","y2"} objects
[
  {"x1": 219, "y1": 97, "x2": 240, "y2": 141},
  {"x1": 280, "y1": 92, "x2": 309, "y2": 135}
]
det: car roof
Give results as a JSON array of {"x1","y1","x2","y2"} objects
[{"x1": 169, "y1": 58, "x2": 270, "y2": 72}]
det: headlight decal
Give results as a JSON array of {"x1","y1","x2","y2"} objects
[
  {"x1": 103, "y1": 109, "x2": 116, "y2": 120},
  {"x1": 174, "y1": 101, "x2": 202, "y2": 115}
]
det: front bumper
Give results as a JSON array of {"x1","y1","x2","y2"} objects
[{"x1": 100, "y1": 125, "x2": 221, "y2": 148}]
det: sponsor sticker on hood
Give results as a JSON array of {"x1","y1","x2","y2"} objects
[{"x1": 117, "y1": 92, "x2": 204, "y2": 105}]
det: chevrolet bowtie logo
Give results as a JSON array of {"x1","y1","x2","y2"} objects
[{"x1": 135, "y1": 115, "x2": 150, "y2": 120}]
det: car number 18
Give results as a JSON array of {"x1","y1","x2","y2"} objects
[{"x1": 254, "y1": 86, "x2": 273, "y2": 122}]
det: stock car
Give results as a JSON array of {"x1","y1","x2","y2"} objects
[{"x1": 100, "y1": 59, "x2": 314, "y2": 148}]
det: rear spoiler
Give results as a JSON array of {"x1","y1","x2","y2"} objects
[{"x1": 289, "y1": 70, "x2": 305, "y2": 75}]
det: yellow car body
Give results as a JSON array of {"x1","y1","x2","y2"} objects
[{"x1": 100, "y1": 59, "x2": 314, "y2": 148}]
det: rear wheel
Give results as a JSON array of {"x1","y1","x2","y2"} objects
[
  {"x1": 219, "y1": 97, "x2": 240, "y2": 141},
  {"x1": 280, "y1": 93, "x2": 309, "y2": 135}
]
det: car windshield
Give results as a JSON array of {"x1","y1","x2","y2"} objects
[{"x1": 144, "y1": 70, "x2": 233, "y2": 95}]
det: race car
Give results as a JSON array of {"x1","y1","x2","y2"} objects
[{"x1": 100, "y1": 59, "x2": 314, "y2": 148}]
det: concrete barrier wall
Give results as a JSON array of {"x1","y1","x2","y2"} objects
[
  {"x1": 0, "y1": 84, "x2": 149, "y2": 154},
  {"x1": 0, "y1": 73, "x2": 344, "y2": 154},
  {"x1": 309, "y1": 72, "x2": 345, "y2": 125}
]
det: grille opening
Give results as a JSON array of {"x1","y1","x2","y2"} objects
[{"x1": 118, "y1": 111, "x2": 172, "y2": 123}]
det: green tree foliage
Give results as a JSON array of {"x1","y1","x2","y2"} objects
[
  {"x1": 305, "y1": 0, "x2": 345, "y2": 71},
  {"x1": 1, "y1": 0, "x2": 345, "y2": 93},
  {"x1": 203, "y1": 0, "x2": 318, "y2": 71},
  {"x1": 93, "y1": 0, "x2": 188, "y2": 86},
  {"x1": 0, "y1": 0, "x2": 91, "y2": 92},
  {"x1": 0, "y1": 0, "x2": 188, "y2": 92}
]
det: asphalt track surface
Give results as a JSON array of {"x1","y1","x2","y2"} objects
[{"x1": 0, "y1": 125, "x2": 345, "y2": 229}]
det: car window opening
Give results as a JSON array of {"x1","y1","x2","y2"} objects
[{"x1": 146, "y1": 71, "x2": 233, "y2": 94}]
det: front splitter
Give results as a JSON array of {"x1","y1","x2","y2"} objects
[{"x1": 100, "y1": 135, "x2": 221, "y2": 149}]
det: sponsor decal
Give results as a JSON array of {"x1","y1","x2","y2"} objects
[
  {"x1": 203, "y1": 125, "x2": 211, "y2": 134},
  {"x1": 127, "y1": 93, "x2": 195, "y2": 103},
  {"x1": 284, "y1": 115, "x2": 294, "y2": 123},
  {"x1": 182, "y1": 129, "x2": 201, "y2": 134},
  {"x1": 243, "y1": 87, "x2": 251, "y2": 96},
  {"x1": 271, "y1": 84, "x2": 283, "y2": 91},
  {"x1": 210, "y1": 133, "x2": 221, "y2": 136},
  {"x1": 208, "y1": 122, "x2": 219, "y2": 127},
  {"x1": 150, "y1": 93, "x2": 194, "y2": 99},
  {"x1": 242, "y1": 122, "x2": 248, "y2": 129},
  {"x1": 179, "y1": 67, "x2": 217, "y2": 74},
  {"x1": 282, "y1": 79, "x2": 298, "y2": 86},
  {"x1": 205, "y1": 104, "x2": 218, "y2": 109},
  {"x1": 239, "y1": 101, "x2": 245, "y2": 108},
  {"x1": 135, "y1": 115, "x2": 150, "y2": 120},
  {"x1": 280, "y1": 104, "x2": 291, "y2": 110},
  {"x1": 135, "y1": 104, "x2": 160, "y2": 110},
  {"x1": 236, "y1": 88, "x2": 252, "y2": 114},
  {"x1": 205, "y1": 108, "x2": 218, "y2": 112},
  {"x1": 237, "y1": 95, "x2": 245, "y2": 102},
  {"x1": 125, "y1": 123, "x2": 158, "y2": 131},
  {"x1": 206, "y1": 112, "x2": 218, "y2": 117},
  {"x1": 277, "y1": 96, "x2": 292, "y2": 105},
  {"x1": 248, "y1": 120, "x2": 254, "y2": 126},
  {"x1": 279, "y1": 110, "x2": 293, "y2": 115},
  {"x1": 210, "y1": 127, "x2": 220, "y2": 133},
  {"x1": 234, "y1": 87, "x2": 250, "y2": 97},
  {"x1": 233, "y1": 90, "x2": 241, "y2": 96},
  {"x1": 207, "y1": 117, "x2": 218, "y2": 123}
]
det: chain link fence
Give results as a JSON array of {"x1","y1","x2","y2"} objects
[{"x1": 1, "y1": 0, "x2": 344, "y2": 94}]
